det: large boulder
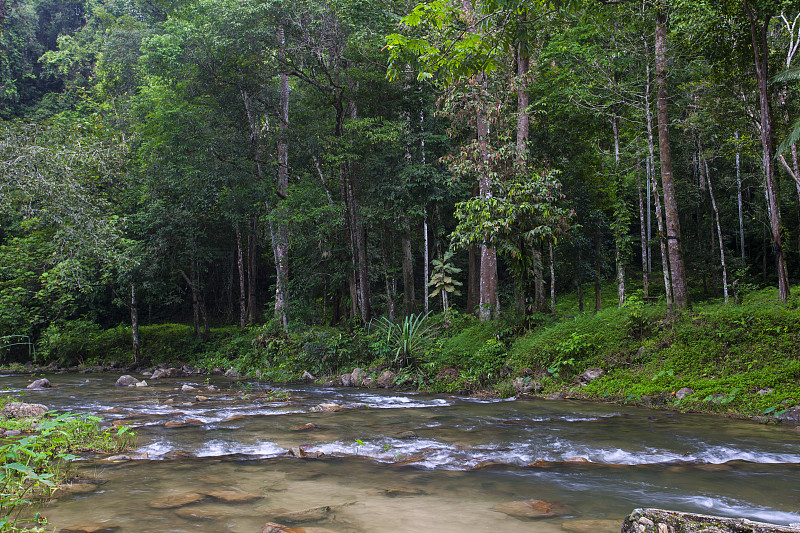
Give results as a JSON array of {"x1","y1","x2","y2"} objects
[
  {"x1": 513, "y1": 377, "x2": 543, "y2": 395},
  {"x1": 777, "y1": 406, "x2": 800, "y2": 424},
  {"x1": 577, "y1": 368, "x2": 603, "y2": 386},
  {"x1": 27, "y1": 378, "x2": 51, "y2": 390},
  {"x1": 115, "y1": 375, "x2": 140, "y2": 387},
  {"x1": 351, "y1": 368, "x2": 366, "y2": 387},
  {"x1": 339, "y1": 373, "x2": 353, "y2": 387},
  {"x1": 2, "y1": 402, "x2": 49, "y2": 418},
  {"x1": 675, "y1": 387, "x2": 694, "y2": 400},
  {"x1": 622, "y1": 509, "x2": 800, "y2": 533},
  {"x1": 377, "y1": 370, "x2": 396, "y2": 389}
]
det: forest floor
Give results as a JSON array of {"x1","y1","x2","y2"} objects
[{"x1": 4, "y1": 284, "x2": 800, "y2": 423}]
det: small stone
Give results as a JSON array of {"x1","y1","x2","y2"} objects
[
  {"x1": 309, "y1": 403, "x2": 345, "y2": 413},
  {"x1": 758, "y1": 388, "x2": 774, "y2": 396},
  {"x1": 27, "y1": 378, "x2": 51, "y2": 390},
  {"x1": 675, "y1": 387, "x2": 694, "y2": 400},
  {"x1": 195, "y1": 395, "x2": 209, "y2": 402},
  {"x1": 638, "y1": 517, "x2": 655, "y2": 527},
  {"x1": 135, "y1": 380, "x2": 148, "y2": 387},
  {"x1": 115, "y1": 375, "x2": 140, "y2": 386},
  {"x1": 301, "y1": 371, "x2": 316, "y2": 382},
  {"x1": 292, "y1": 423, "x2": 319, "y2": 431},
  {"x1": 225, "y1": 368, "x2": 240, "y2": 377},
  {"x1": 149, "y1": 491, "x2": 206, "y2": 509},
  {"x1": 181, "y1": 384, "x2": 197, "y2": 391},
  {"x1": 339, "y1": 373, "x2": 353, "y2": 387},
  {"x1": 259, "y1": 524, "x2": 338, "y2": 533},
  {"x1": 105, "y1": 455, "x2": 131, "y2": 462},
  {"x1": 380, "y1": 486, "x2": 425, "y2": 497},
  {"x1": 657, "y1": 524, "x2": 669, "y2": 533},
  {"x1": 490, "y1": 499, "x2": 567, "y2": 519}
]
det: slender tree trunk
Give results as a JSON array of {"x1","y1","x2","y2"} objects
[
  {"x1": 534, "y1": 245, "x2": 545, "y2": 311},
  {"x1": 655, "y1": 9, "x2": 689, "y2": 310},
  {"x1": 612, "y1": 116, "x2": 625, "y2": 307},
  {"x1": 651, "y1": 159, "x2": 673, "y2": 314},
  {"x1": 423, "y1": 211, "x2": 429, "y2": 314},
  {"x1": 745, "y1": 1, "x2": 789, "y2": 301},
  {"x1": 467, "y1": 246, "x2": 479, "y2": 314},
  {"x1": 736, "y1": 132, "x2": 745, "y2": 262},
  {"x1": 594, "y1": 230, "x2": 602, "y2": 312},
  {"x1": 402, "y1": 231, "x2": 415, "y2": 315},
  {"x1": 274, "y1": 24, "x2": 290, "y2": 329},
  {"x1": 247, "y1": 216, "x2": 258, "y2": 324},
  {"x1": 705, "y1": 158, "x2": 729, "y2": 303},
  {"x1": 130, "y1": 282, "x2": 140, "y2": 364},
  {"x1": 477, "y1": 75, "x2": 498, "y2": 320},
  {"x1": 637, "y1": 160, "x2": 649, "y2": 298},
  {"x1": 549, "y1": 240, "x2": 556, "y2": 313},
  {"x1": 382, "y1": 231, "x2": 396, "y2": 322},
  {"x1": 235, "y1": 224, "x2": 246, "y2": 329}
]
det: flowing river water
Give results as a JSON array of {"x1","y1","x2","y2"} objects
[{"x1": 4, "y1": 373, "x2": 800, "y2": 532}]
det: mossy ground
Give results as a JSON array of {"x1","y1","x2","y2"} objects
[{"x1": 6, "y1": 284, "x2": 800, "y2": 420}]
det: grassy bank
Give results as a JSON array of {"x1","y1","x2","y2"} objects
[
  {"x1": 0, "y1": 397, "x2": 135, "y2": 532},
  {"x1": 10, "y1": 285, "x2": 800, "y2": 421}
]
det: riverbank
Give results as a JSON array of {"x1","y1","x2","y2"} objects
[
  {"x1": 6, "y1": 286, "x2": 800, "y2": 423},
  {"x1": 0, "y1": 395, "x2": 135, "y2": 531}
]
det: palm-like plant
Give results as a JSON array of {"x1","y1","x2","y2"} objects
[
  {"x1": 775, "y1": 66, "x2": 800, "y2": 157},
  {"x1": 428, "y1": 251, "x2": 462, "y2": 316},
  {"x1": 370, "y1": 312, "x2": 434, "y2": 367}
]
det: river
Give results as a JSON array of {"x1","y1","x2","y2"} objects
[{"x1": 4, "y1": 373, "x2": 800, "y2": 532}]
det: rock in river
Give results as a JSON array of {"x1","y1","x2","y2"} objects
[
  {"x1": 114, "y1": 375, "x2": 139, "y2": 387},
  {"x1": 490, "y1": 499, "x2": 567, "y2": 519},
  {"x1": 309, "y1": 403, "x2": 345, "y2": 413},
  {"x1": 259, "y1": 523, "x2": 337, "y2": 533},
  {"x1": 204, "y1": 489, "x2": 262, "y2": 503},
  {"x1": 268, "y1": 506, "x2": 331, "y2": 524},
  {"x1": 149, "y1": 491, "x2": 207, "y2": 509},
  {"x1": 561, "y1": 519, "x2": 623, "y2": 533},
  {"x1": 59, "y1": 523, "x2": 120, "y2": 533},
  {"x1": 27, "y1": 378, "x2": 51, "y2": 390}
]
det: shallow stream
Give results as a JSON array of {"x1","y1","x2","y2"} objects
[{"x1": 4, "y1": 373, "x2": 800, "y2": 532}]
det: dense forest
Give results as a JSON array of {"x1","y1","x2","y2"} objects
[{"x1": 1, "y1": 0, "x2": 800, "y2": 369}]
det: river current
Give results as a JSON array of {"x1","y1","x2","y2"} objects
[{"x1": 3, "y1": 373, "x2": 800, "y2": 532}]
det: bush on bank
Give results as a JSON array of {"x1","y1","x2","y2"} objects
[{"x1": 9, "y1": 285, "x2": 800, "y2": 419}]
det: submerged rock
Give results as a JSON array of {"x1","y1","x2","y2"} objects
[
  {"x1": 292, "y1": 423, "x2": 319, "y2": 431},
  {"x1": 259, "y1": 523, "x2": 338, "y2": 533},
  {"x1": 27, "y1": 378, "x2": 51, "y2": 390},
  {"x1": 269, "y1": 505, "x2": 331, "y2": 524},
  {"x1": 204, "y1": 489, "x2": 262, "y2": 503},
  {"x1": 490, "y1": 499, "x2": 567, "y2": 519},
  {"x1": 164, "y1": 419, "x2": 204, "y2": 428},
  {"x1": 149, "y1": 491, "x2": 207, "y2": 509},
  {"x1": 2, "y1": 402, "x2": 49, "y2": 419},
  {"x1": 181, "y1": 384, "x2": 197, "y2": 391},
  {"x1": 59, "y1": 523, "x2": 120, "y2": 533},
  {"x1": 561, "y1": 519, "x2": 622, "y2": 533}
]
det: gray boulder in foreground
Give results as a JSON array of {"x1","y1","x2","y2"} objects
[
  {"x1": 2, "y1": 402, "x2": 49, "y2": 419},
  {"x1": 622, "y1": 509, "x2": 800, "y2": 533}
]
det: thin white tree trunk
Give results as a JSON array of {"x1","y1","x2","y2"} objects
[{"x1": 705, "y1": 158, "x2": 728, "y2": 303}]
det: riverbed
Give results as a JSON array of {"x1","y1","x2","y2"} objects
[{"x1": 4, "y1": 373, "x2": 800, "y2": 532}]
